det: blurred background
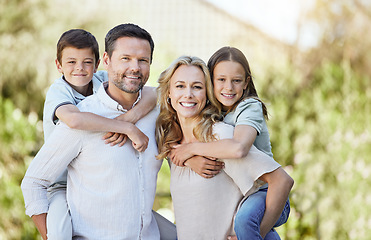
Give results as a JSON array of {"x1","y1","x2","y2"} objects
[{"x1": 1, "y1": 0, "x2": 370, "y2": 239}]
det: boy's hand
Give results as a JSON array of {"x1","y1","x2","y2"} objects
[
  {"x1": 184, "y1": 156, "x2": 224, "y2": 178},
  {"x1": 103, "y1": 132, "x2": 128, "y2": 147},
  {"x1": 127, "y1": 124, "x2": 149, "y2": 152}
]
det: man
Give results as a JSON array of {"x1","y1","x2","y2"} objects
[{"x1": 21, "y1": 23, "x2": 174, "y2": 239}]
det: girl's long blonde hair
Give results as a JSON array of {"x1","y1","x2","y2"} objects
[{"x1": 156, "y1": 56, "x2": 222, "y2": 160}]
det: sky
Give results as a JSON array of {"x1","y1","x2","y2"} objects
[{"x1": 206, "y1": 0, "x2": 317, "y2": 49}]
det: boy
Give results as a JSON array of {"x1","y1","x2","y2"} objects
[{"x1": 40, "y1": 29, "x2": 157, "y2": 239}]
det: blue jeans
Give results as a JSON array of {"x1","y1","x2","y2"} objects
[{"x1": 234, "y1": 188, "x2": 290, "y2": 240}]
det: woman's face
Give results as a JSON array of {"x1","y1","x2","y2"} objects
[
  {"x1": 169, "y1": 65, "x2": 207, "y2": 121},
  {"x1": 212, "y1": 61, "x2": 248, "y2": 111}
]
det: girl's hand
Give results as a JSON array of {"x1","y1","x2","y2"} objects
[
  {"x1": 103, "y1": 132, "x2": 128, "y2": 147},
  {"x1": 169, "y1": 143, "x2": 194, "y2": 166},
  {"x1": 184, "y1": 156, "x2": 224, "y2": 178},
  {"x1": 170, "y1": 143, "x2": 217, "y2": 166}
]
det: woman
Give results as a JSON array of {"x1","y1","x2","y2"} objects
[{"x1": 156, "y1": 56, "x2": 292, "y2": 240}]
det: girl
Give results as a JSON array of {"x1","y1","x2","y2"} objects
[{"x1": 170, "y1": 47, "x2": 293, "y2": 239}]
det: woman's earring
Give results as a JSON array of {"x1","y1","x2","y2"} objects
[
  {"x1": 206, "y1": 99, "x2": 210, "y2": 105},
  {"x1": 167, "y1": 97, "x2": 171, "y2": 104}
]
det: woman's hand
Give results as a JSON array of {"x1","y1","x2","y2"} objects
[{"x1": 184, "y1": 156, "x2": 224, "y2": 178}]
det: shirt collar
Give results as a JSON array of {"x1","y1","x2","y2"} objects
[
  {"x1": 97, "y1": 82, "x2": 142, "y2": 113},
  {"x1": 91, "y1": 73, "x2": 106, "y2": 94}
]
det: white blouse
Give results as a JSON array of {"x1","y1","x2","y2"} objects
[{"x1": 170, "y1": 122, "x2": 281, "y2": 240}]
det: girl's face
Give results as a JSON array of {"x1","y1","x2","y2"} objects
[
  {"x1": 169, "y1": 65, "x2": 207, "y2": 121},
  {"x1": 212, "y1": 61, "x2": 248, "y2": 111}
]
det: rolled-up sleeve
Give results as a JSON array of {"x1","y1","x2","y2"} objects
[
  {"x1": 234, "y1": 98, "x2": 264, "y2": 135},
  {"x1": 21, "y1": 123, "x2": 82, "y2": 217}
]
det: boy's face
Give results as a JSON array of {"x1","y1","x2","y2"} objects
[{"x1": 56, "y1": 47, "x2": 99, "y2": 88}]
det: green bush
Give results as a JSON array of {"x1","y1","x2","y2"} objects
[
  {"x1": 267, "y1": 61, "x2": 371, "y2": 240},
  {"x1": 0, "y1": 97, "x2": 43, "y2": 239}
]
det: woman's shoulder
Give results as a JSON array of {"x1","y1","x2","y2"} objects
[{"x1": 212, "y1": 122, "x2": 234, "y2": 140}]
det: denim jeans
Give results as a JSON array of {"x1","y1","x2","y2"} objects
[{"x1": 234, "y1": 188, "x2": 290, "y2": 240}]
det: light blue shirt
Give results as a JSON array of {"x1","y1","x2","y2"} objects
[
  {"x1": 223, "y1": 98, "x2": 273, "y2": 158},
  {"x1": 42, "y1": 70, "x2": 108, "y2": 140}
]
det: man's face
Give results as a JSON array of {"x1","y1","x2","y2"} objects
[{"x1": 103, "y1": 37, "x2": 151, "y2": 93}]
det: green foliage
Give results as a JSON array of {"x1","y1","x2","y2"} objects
[
  {"x1": 0, "y1": 97, "x2": 43, "y2": 239},
  {"x1": 0, "y1": 0, "x2": 50, "y2": 118},
  {"x1": 265, "y1": 60, "x2": 371, "y2": 240}
]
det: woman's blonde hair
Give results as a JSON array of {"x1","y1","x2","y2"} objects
[{"x1": 156, "y1": 56, "x2": 222, "y2": 160}]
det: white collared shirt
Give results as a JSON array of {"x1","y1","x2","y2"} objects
[{"x1": 22, "y1": 83, "x2": 162, "y2": 239}]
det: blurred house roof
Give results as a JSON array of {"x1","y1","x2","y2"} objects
[{"x1": 97, "y1": 0, "x2": 292, "y2": 69}]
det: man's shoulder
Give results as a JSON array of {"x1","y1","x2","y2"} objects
[
  {"x1": 135, "y1": 106, "x2": 160, "y2": 127},
  {"x1": 143, "y1": 105, "x2": 160, "y2": 119},
  {"x1": 76, "y1": 93, "x2": 98, "y2": 109}
]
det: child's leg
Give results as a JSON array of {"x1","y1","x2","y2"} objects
[
  {"x1": 273, "y1": 198, "x2": 290, "y2": 228},
  {"x1": 234, "y1": 189, "x2": 267, "y2": 240},
  {"x1": 234, "y1": 188, "x2": 290, "y2": 240},
  {"x1": 264, "y1": 229, "x2": 281, "y2": 240},
  {"x1": 47, "y1": 185, "x2": 72, "y2": 240}
]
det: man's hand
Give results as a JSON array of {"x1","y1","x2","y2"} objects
[
  {"x1": 102, "y1": 123, "x2": 148, "y2": 152},
  {"x1": 184, "y1": 156, "x2": 224, "y2": 178},
  {"x1": 103, "y1": 132, "x2": 128, "y2": 147}
]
